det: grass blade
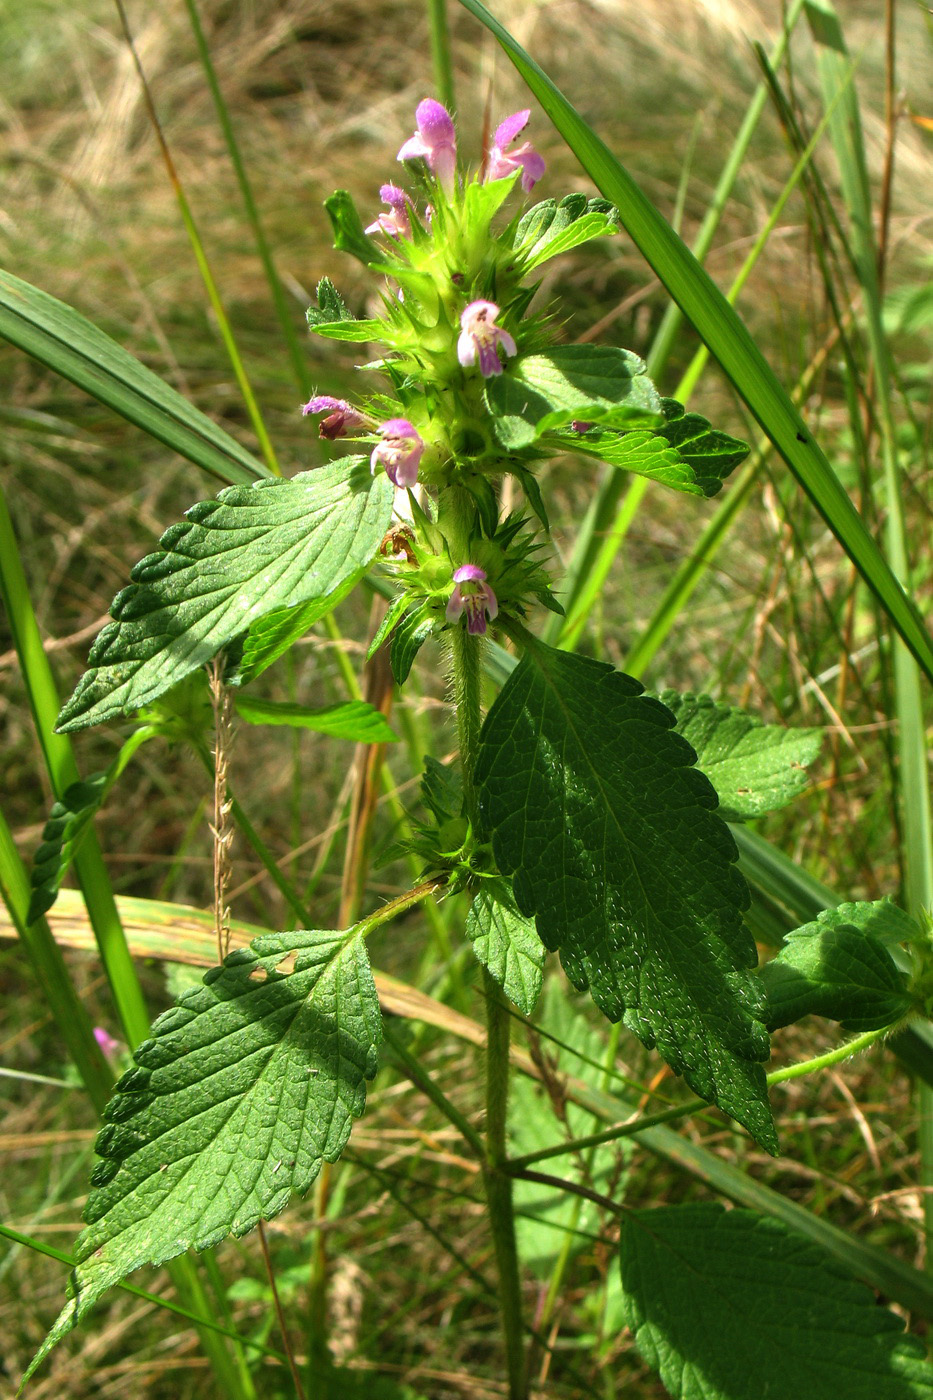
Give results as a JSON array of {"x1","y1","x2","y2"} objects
[{"x1": 0, "y1": 270, "x2": 269, "y2": 486}]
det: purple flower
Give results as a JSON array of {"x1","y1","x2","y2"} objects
[
  {"x1": 398, "y1": 98, "x2": 457, "y2": 190},
  {"x1": 446, "y1": 565, "x2": 499, "y2": 636},
  {"x1": 371, "y1": 418, "x2": 424, "y2": 488},
  {"x1": 485, "y1": 109, "x2": 546, "y2": 193},
  {"x1": 457, "y1": 300, "x2": 517, "y2": 378},
  {"x1": 301, "y1": 396, "x2": 366, "y2": 440},
  {"x1": 365, "y1": 183, "x2": 412, "y2": 238}
]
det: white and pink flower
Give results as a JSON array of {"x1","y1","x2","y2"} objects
[
  {"x1": 365, "y1": 183, "x2": 413, "y2": 238},
  {"x1": 446, "y1": 564, "x2": 499, "y2": 635},
  {"x1": 370, "y1": 418, "x2": 424, "y2": 488},
  {"x1": 457, "y1": 300, "x2": 517, "y2": 378},
  {"x1": 398, "y1": 99, "x2": 457, "y2": 190},
  {"x1": 485, "y1": 110, "x2": 545, "y2": 193}
]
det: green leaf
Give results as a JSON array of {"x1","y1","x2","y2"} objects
[
  {"x1": 455, "y1": 0, "x2": 933, "y2": 686},
  {"x1": 366, "y1": 594, "x2": 411, "y2": 661},
  {"x1": 462, "y1": 172, "x2": 520, "y2": 229},
  {"x1": 620, "y1": 1203, "x2": 933, "y2": 1400},
  {"x1": 56, "y1": 460, "x2": 394, "y2": 731},
  {"x1": 305, "y1": 276, "x2": 355, "y2": 326},
  {"x1": 475, "y1": 639, "x2": 775, "y2": 1150},
  {"x1": 557, "y1": 397, "x2": 749, "y2": 498},
  {"x1": 760, "y1": 904, "x2": 913, "y2": 1032},
  {"x1": 233, "y1": 696, "x2": 397, "y2": 743},
  {"x1": 420, "y1": 755, "x2": 463, "y2": 826},
  {"x1": 27, "y1": 730, "x2": 153, "y2": 922},
  {"x1": 390, "y1": 607, "x2": 434, "y2": 686},
  {"x1": 485, "y1": 346, "x2": 663, "y2": 449},
  {"x1": 657, "y1": 689, "x2": 823, "y2": 821},
  {"x1": 0, "y1": 270, "x2": 269, "y2": 487},
  {"x1": 28, "y1": 926, "x2": 381, "y2": 1379},
  {"x1": 308, "y1": 321, "x2": 385, "y2": 343},
  {"x1": 466, "y1": 886, "x2": 545, "y2": 1015},
  {"x1": 29, "y1": 774, "x2": 110, "y2": 923},
  {"x1": 324, "y1": 191, "x2": 382, "y2": 266},
  {"x1": 514, "y1": 193, "x2": 620, "y2": 268},
  {"x1": 510, "y1": 979, "x2": 628, "y2": 1273}
]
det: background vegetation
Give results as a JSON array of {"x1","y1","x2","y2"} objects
[{"x1": 1, "y1": 0, "x2": 931, "y2": 1395}]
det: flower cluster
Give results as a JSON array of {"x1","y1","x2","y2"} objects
[{"x1": 301, "y1": 97, "x2": 555, "y2": 646}]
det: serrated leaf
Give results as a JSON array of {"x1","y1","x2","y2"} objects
[
  {"x1": 657, "y1": 690, "x2": 823, "y2": 821},
  {"x1": 514, "y1": 194, "x2": 620, "y2": 268},
  {"x1": 28, "y1": 927, "x2": 381, "y2": 1379},
  {"x1": 555, "y1": 398, "x2": 750, "y2": 499},
  {"x1": 305, "y1": 276, "x2": 355, "y2": 326},
  {"x1": 56, "y1": 460, "x2": 394, "y2": 731},
  {"x1": 511, "y1": 979, "x2": 628, "y2": 1273},
  {"x1": 760, "y1": 903, "x2": 913, "y2": 1032},
  {"x1": 466, "y1": 886, "x2": 545, "y2": 1015},
  {"x1": 0, "y1": 271, "x2": 268, "y2": 487},
  {"x1": 620, "y1": 1204, "x2": 933, "y2": 1400},
  {"x1": 475, "y1": 639, "x2": 775, "y2": 1150},
  {"x1": 420, "y1": 756, "x2": 463, "y2": 825},
  {"x1": 233, "y1": 696, "x2": 397, "y2": 743},
  {"x1": 28, "y1": 731, "x2": 153, "y2": 922},
  {"x1": 29, "y1": 773, "x2": 110, "y2": 923},
  {"x1": 390, "y1": 607, "x2": 434, "y2": 686},
  {"x1": 485, "y1": 346, "x2": 662, "y2": 449}
]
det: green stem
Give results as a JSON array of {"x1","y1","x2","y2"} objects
[
  {"x1": 507, "y1": 1028, "x2": 889, "y2": 1170},
  {"x1": 447, "y1": 599, "x2": 526, "y2": 1395},
  {"x1": 483, "y1": 968, "x2": 527, "y2": 1400},
  {"x1": 383, "y1": 1020, "x2": 484, "y2": 1157},
  {"x1": 448, "y1": 623, "x2": 484, "y2": 827},
  {"x1": 428, "y1": 0, "x2": 456, "y2": 113}
]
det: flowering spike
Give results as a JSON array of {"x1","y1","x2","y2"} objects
[
  {"x1": 371, "y1": 419, "x2": 424, "y2": 489},
  {"x1": 398, "y1": 98, "x2": 457, "y2": 190},
  {"x1": 365, "y1": 183, "x2": 412, "y2": 238},
  {"x1": 485, "y1": 108, "x2": 546, "y2": 193},
  {"x1": 457, "y1": 301, "x2": 517, "y2": 378},
  {"x1": 446, "y1": 564, "x2": 499, "y2": 635},
  {"x1": 301, "y1": 396, "x2": 366, "y2": 440}
]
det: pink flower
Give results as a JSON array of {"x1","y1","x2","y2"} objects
[
  {"x1": 457, "y1": 300, "x2": 517, "y2": 378},
  {"x1": 94, "y1": 1026, "x2": 120, "y2": 1060},
  {"x1": 371, "y1": 418, "x2": 424, "y2": 488},
  {"x1": 446, "y1": 565, "x2": 499, "y2": 636},
  {"x1": 301, "y1": 396, "x2": 366, "y2": 440},
  {"x1": 365, "y1": 183, "x2": 412, "y2": 238},
  {"x1": 485, "y1": 109, "x2": 546, "y2": 193},
  {"x1": 398, "y1": 98, "x2": 457, "y2": 190}
]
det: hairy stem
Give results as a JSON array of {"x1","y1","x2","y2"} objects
[
  {"x1": 447, "y1": 599, "x2": 527, "y2": 1396},
  {"x1": 484, "y1": 968, "x2": 528, "y2": 1400}
]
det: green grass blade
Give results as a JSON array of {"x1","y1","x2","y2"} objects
[
  {"x1": 0, "y1": 270, "x2": 269, "y2": 486},
  {"x1": 0, "y1": 1221, "x2": 288, "y2": 1366},
  {"x1": 457, "y1": 0, "x2": 933, "y2": 684},
  {"x1": 182, "y1": 0, "x2": 311, "y2": 400}
]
